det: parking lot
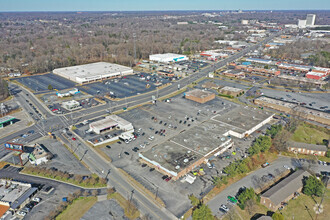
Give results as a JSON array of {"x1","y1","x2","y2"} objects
[
  {"x1": 78, "y1": 74, "x2": 170, "y2": 99},
  {"x1": 87, "y1": 94, "x2": 273, "y2": 217},
  {"x1": 14, "y1": 73, "x2": 76, "y2": 93}
]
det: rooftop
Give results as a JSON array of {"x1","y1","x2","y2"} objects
[
  {"x1": 261, "y1": 170, "x2": 310, "y2": 206},
  {"x1": 255, "y1": 96, "x2": 330, "y2": 119},
  {"x1": 185, "y1": 89, "x2": 214, "y2": 99},
  {"x1": 211, "y1": 106, "x2": 273, "y2": 134},
  {"x1": 0, "y1": 116, "x2": 15, "y2": 124},
  {"x1": 220, "y1": 86, "x2": 244, "y2": 93},
  {"x1": 0, "y1": 179, "x2": 31, "y2": 204},
  {"x1": 140, "y1": 120, "x2": 231, "y2": 175},
  {"x1": 53, "y1": 62, "x2": 132, "y2": 80},
  {"x1": 289, "y1": 141, "x2": 328, "y2": 152}
]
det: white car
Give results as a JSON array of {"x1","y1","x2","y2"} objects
[
  {"x1": 17, "y1": 211, "x2": 26, "y2": 217},
  {"x1": 32, "y1": 197, "x2": 41, "y2": 202},
  {"x1": 140, "y1": 144, "x2": 146, "y2": 149},
  {"x1": 220, "y1": 204, "x2": 229, "y2": 212}
]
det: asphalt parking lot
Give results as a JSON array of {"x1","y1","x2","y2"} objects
[
  {"x1": 81, "y1": 199, "x2": 128, "y2": 220},
  {"x1": 78, "y1": 74, "x2": 170, "y2": 98},
  {"x1": 34, "y1": 137, "x2": 91, "y2": 175},
  {"x1": 14, "y1": 73, "x2": 76, "y2": 93}
]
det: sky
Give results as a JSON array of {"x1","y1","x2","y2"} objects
[{"x1": 0, "y1": 0, "x2": 329, "y2": 11}]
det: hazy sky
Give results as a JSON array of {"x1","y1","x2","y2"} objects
[{"x1": 1, "y1": 0, "x2": 329, "y2": 11}]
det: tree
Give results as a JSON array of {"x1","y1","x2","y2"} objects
[
  {"x1": 48, "y1": 84, "x2": 53, "y2": 90},
  {"x1": 326, "y1": 150, "x2": 330, "y2": 158},
  {"x1": 189, "y1": 194, "x2": 200, "y2": 207},
  {"x1": 91, "y1": 189, "x2": 99, "y2": 196},
  {"x1": 237, "y1": 187, "x2": 256, "y2": 210},
  {"x1": 266, "y1": 124, "x2": 283, "y2": 139},
  {"x1": 192, "y1": 203, "x2": 214, "y2": 220},
  {"x1": 303, "y1": 175, "x2": 324, "y2": 197},
  {"x1": 272, "y1": 212, "x2": 284, "y2": 220},
  {"x1": 272, "y1": 129, "x2": 291, "y2": 152}
]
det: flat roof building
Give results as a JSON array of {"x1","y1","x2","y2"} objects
[
  {"x1": 139, "y1": 105, "x2": 274, "y2": 180},
  {"x1": 185, "y1": 89, "x2": 215, "y2": 104},
  {"x1": 0, "y1": 116, "x2": 15, "y2": 129},
  {"x1": 139, "y1": 120, "x2": 233, "y2": 180},
  {"x1": 261, "y1": 170, "x2": 310, "y2": 211},
  {"x1": 149, "y1": 53, "x2": 188, "y2": 63},
  {"x1": 254, "y1": 96, "x2": 330, "y2": 126},
  {"x1": 0, "y1": 179, "x2": 38, "y2": 213},
  {"x1": 61, "y1": 100, "x2": 81, "y2": 111},
  {"x1": 53, "y1": 62, "x2": 134, "y2": 84},
  {"x1": 219, "y1": 86, "x2": 244, "y2": 97},
  {"x1": 89, "y1": 115, "x2": 133, "y2": 134}
]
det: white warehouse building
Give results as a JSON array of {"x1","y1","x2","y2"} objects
[
  {"x1": 53, "y1": 62, "x2": 134, "y2": 84},
  {"x1": 149, "y1": 53, "x2": 189, "y2": 63},
  {"x1": 89, "y1": 115, "x2": 134, "y2": 134}
]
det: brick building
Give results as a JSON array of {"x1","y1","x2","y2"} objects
[
  {"x1": 261, "y1": 170, "x2": 310, "y2": 211},
  {"x1": 185, "y1": 89, "x2": 215, "y2": 104},
  {"x1": 288, "y1": 141, "x2": 327, "y2": 156}
]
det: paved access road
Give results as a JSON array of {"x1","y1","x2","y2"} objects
[{"x1": 0, "y1": 32, "x2": 281, "y2": 220}]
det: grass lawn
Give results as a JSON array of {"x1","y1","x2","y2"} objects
[
  {"x1": 222, "y1": 202, "x2": 269, "y2": 220},
  {"x1": 280, "y1": 189, "x2": 330, "y2": 220},
  {"x1": 56, "y1": 196, "x2": 97, "y2": 220},
  {"x1": 108, "y1": 192, "x2": 140, "y2": 220},
  {"x1": 291, "y1": 123, "x2": 330, "y2": 145}
]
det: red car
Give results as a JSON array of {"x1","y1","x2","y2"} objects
[
  {"x1": 72, "y1": 137, "x2": 76, "y2": 141},
  {"x1": 51, "y1": 109, "x2": 58, "y2": 112},
  {"x1": 165, "y1": 177, "x2": 172, "y2": 182}
]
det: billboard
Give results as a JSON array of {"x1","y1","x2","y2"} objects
[{"x1": 5, "y1": 142, "x2": 24, "y2": 152}]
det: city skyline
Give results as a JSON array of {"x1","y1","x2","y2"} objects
[{"x1": 1, "y1": 0, "x2": 330, "y2": 12}]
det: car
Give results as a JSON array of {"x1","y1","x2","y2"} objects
[
  {"x1": 106, "y1": 145, "x2": 111, "y2": 149},
  {"x1": 227, "y1": 196, "x2": 238, "y2": 204},
  {"x1": 219, "y1": 204, "x2": 229, "y2": 212},
  {"x1": 30, "y1": 201, "x2": 38, "y2": 206},
  {"x1": 32, "y1": 197, "x2": 41, "y2": 202},
  {"x1": 149, "y1": 168, "x2": 155, "y2": 172},
  {"x1": 17, "y1": 211, "x2": 26, "y2": 217},
  {"x1": 141, "y1": 164, "x2": 147, "y2": 167},
  {"x1": 162, "y1": 175, "x2": 168, "y2": 180},
  {"x1": 262, "y1": 162, "x2": 270, "y2": 168},
  {"x1": 72, "y1": 137, "x2": 76, "y2": 141},
  {"x1": 2, "y1": 164, "x2": 10, "y2": 169},
  {"x1": 165, "y1": 177, "x2": 172, "y2": 182},
  {"x1": 28, "y1": 130, "x2": 35, "y2": 134},
  {"x1": 207, "y1": 162, "x2": 213, "y2": 169},
  {"x1": 117, "y1": 141, "x2": 122, "y2": 144},
  {"x1": 159, "y1": 121, "x2": 163, "y2": 124},
  {"x1": 140, "y1": 144, "x2": 145, "y2": 149}
]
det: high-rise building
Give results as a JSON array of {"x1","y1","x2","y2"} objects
[
  {"x1": 306, "y1": 14, "x2": 316, "y2": 26},
  {"x1": 298, "y1": 19, "x2": 307, "y2": 28}
]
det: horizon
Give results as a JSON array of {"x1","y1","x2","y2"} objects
[{"x1": 1, "y1": 0, "x2": 330, "y2": 12}]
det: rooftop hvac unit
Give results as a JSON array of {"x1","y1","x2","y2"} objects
[
  {"x1": 175, "y1": 165, "x2": 180, "y2": 170},
  {"x1": 184, "y1": 159, "x2": 189, "y2": 163}
]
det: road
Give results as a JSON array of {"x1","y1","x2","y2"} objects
[
  {"x1": 0, "y1": 32, "x2": 280, "y2": 219},
  {"x1": 207, "y1": 156, "x2": 330, "y2": 218}
]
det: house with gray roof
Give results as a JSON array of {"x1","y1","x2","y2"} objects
[
  {"x1": 288, "y1": 141, "x2": 328, "y2": 157},
  {"x1": 260, "y1": 170, "x2": 310, "y2": 211}
]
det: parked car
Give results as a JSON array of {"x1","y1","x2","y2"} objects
[
  {"x1": 220, "y1": 204, "x2": 229, "y2": 212},
  {"x1": 32, "y1": 197, "x2": 41, "y2": 203},
  {"x1": 165, "y1": 177, "x2": 172, "y2": 182},
  {"x1": 106, "y1": 145, "x2": 111, "y2": 149},
  {"x1": 227, "y1": 196, "x2": 238, "y2": 204},
  {"x1": 71, "y1": 137, "x2": 76, "y2": 141},
  {"x1": 124, "y1": 151, "x2": 130, "y2": 155},
  {"x1": 262, "y1": 162, "x2": 270, "y2": 168},
  {"x1": 17, "y1": 211, "x2": 26, "y2": 217}
]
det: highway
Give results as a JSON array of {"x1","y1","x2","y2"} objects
[{"x1": 0, "y1": 32, "x2": 280, "y2": 219}]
